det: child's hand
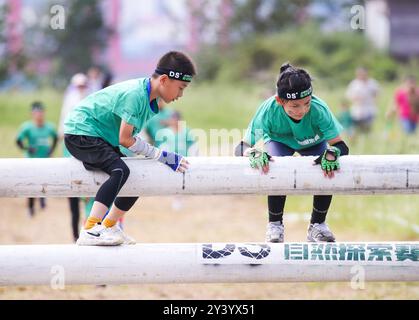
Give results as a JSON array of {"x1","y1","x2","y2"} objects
[
  {"x1": 177, "y1": 157, "x2": 190, "y2": 173},
  {"x1": 158, "y1": 150, "x2": 189, "y2": 173},
  {"x1": 313, "y1": 147, "x2": 341, "y2": 179},
  {"x1": 244, "y1": 148, "x2": 273, "y2": 175},
  {"x1": 28, "y1": 147, "x2": 36, "y2": 155}
]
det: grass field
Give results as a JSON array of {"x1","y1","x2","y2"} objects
[{"x1": 0, "y1": 82, "x2": 418, "y2": 299}]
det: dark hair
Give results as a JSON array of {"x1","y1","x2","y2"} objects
[
  {"x1": 101, "y1": 71, "x2": 113, "y2": 89},
  {"x1": 154, "y1": 51, "x2": 197, "y2": 78},
  {"x1": 276, "y1": 63, "x2": 312, "y2": 100},
  {"x1": 31, "y1": 101, "x2": 44, "y2": 111}
]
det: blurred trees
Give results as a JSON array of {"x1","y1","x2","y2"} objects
[
  {"x1": 0, "y1": 2, "x2": 27, "y2": 83},
  {"x1": 43, "y1": 0, "x2": 110, "y2": 86},
  {"x1": 194, "y1": 0, "x2": 408, "y2": 86},
  {"x1": 230, "y1": 0, "x2": 311, "y2": 35},
  {"x1": 0, "y1": 3, "x2": 8, "y2": 82}
]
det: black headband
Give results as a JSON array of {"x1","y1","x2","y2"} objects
[
  {"x1": 155, "y1": 67, "x2": 193, "y2": 82},
  {"x1": 278, "y1": 86, "x2": 313, "y2": 100}
]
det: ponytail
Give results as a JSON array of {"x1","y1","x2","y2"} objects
[{"x1": 277, "y1": 63, "x2": 312, "y2": 100}]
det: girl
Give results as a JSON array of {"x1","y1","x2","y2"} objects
[{"x1": 235, "y1": 63, "x2": 349, "y2": 243}]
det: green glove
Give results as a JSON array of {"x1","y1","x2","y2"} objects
[
  {"x1": 314, "y1": 146, "x2": 341, "y2": 172},
  {"x1": 247, "y1": 148, "x2": 272, "y2": 169}
]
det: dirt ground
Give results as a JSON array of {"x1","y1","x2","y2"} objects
[{"x1": 0, "y1": 196, "x2": 417, "y2": 300}]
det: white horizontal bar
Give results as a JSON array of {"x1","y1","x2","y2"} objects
[
  {"x1": 0, "y1": 242, "x2": 417, "y2": 286},
  {"x1": 1, "y1": 155, "x2": 419, "y2": 197}
]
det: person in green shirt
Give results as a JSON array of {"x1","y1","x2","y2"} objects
[
  {"x1": 337, "y1": 98, "x2": 354, "y2": 137},
  {"x1": 16, "y1": 102, "x2": 58, "y2": 217},
  {"x1": 64, "y1": 51, "x2": 196, "y2": 246},
  {"x1": 144, "y1": 100, "x2": 175, "y2": 147},
  {"x1": 235, "y1": 63, "x2": 349, "y2": 243},
  {"x1": 157, "y1": 111, "x2": 198, "y2": 157}
]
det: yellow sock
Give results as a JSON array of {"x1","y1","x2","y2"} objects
[
  {"x1": 84, "y1": 216, "x2": 102, "y2": 229},
  {"x1": 103, "y1": 218, "x2": 117, "y2": 228}
]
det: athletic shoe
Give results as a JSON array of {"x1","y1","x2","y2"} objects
[
  {"x1": 76, "y1": 223, "x2": 124, "y2": 246},
  {"x1": 106, "y1": 225, "x2": 136, "y2": 245},
  {"x1": 307, "y1": 222, "x2": 336, "y2": 242},
  {"x1": 265, "y1": 221, "x2": 284, "y2": 243}
]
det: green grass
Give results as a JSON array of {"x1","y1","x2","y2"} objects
[
  {"x1": 281, "y1": 195, "x2": 419, "y2": 241},
  {"x1": 0, "y1": 82, "x2": 418, "y2": 239},
  {"x1": 0, "y1": 89, "x2": 63, "y2": 157}
]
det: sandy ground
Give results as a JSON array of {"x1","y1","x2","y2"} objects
[{"x1": 0, "y1": 196, "x2": 417, "y2": 300}]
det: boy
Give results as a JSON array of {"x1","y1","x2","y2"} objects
[
  {"x1": 16, "y1": 102, "x2": 58, "y2": 217},
  {"x1": 64, "y1": 51, "x2": 196, "y2": 246}
]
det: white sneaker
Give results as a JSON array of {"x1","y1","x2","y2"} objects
[
  {"x1": 307, "y1": 222, "x2": 336, "y2": 242},
  {"x1": 265, "y1": 221, "x2": 284, "y2": 243},
  {"x1": 106, "y1": 225, "x2": 136, "y2": 245},
  {"x1": 76, "y1": 224, "x2": 124, "y2": 246}
]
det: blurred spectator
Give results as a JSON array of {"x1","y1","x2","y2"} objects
[
  {"x1": 144, "y1": 100, "x2": 176, "y2": 146},
  {"x1": 101, "y1": 71, "x2": 114, "y2": 89},
  {"x1": 16, "y1": 102, "x2": 58, "y2": 217},
  {"x1": 87, "y1": 66, "x2": 104, "y2": 94},
  {"x1": 345, "y1": 67, "x2": 380, "y2": 133},
  {"x1": 156, "y1": 110, "x2": 198, "y2": 211},
  {"x1": 59, "y1": 73, "x2": 89, "y2": 241},
  {"x1": 59, "y1": 73, "x2": 89, "y2": 140},
  {"x1": 387, "y1": 75, "x2": 419, "y2": 135},
  {"x1": 337, "y1": 98, "x2": 354, "y2": 137},
  {"x1": 158, "y1": 111, "x2": 198, "y2": 157}
]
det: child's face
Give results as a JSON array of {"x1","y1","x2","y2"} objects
[
  {"x1": 276, "y1": 95, "x2": 311, "y2": 120},
  {"x1": 159, "y1": 77, "x2": 189, "y2": 103},
  {"x1": 406, "y1": 79, "x2": 417, "y2": 91},
  {"x1": 32, "y1": 110, "x2": 45, "y2": 125}
]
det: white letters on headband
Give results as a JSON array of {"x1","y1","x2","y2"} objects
[
  {"x1": 278, "y1": 86, "x2": 312, "y2": 100},
  {"x1": 155, "y1": 68, "x2": 193, "y2": 82}
]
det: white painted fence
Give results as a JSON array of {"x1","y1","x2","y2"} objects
[
  {"x1": 1, "y1": 155, "x2": 419, "y2": 197},
  {"x1": 0, "y1": 242, "x2": 417, "y2": 286}
]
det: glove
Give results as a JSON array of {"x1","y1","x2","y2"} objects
[
  {"x1": 27, "y1": 147, "x2": 36, "y2": 155},
  {"x1": 314, "y1": 146, "x2": 341, "y2": 173},
  {"x1": 245, "y1": 148, "x2": 272, "y2": 170},
  {"x1": 158, "y1": 150, "x2": 184, "y2": 172}
]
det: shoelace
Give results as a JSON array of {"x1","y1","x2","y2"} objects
[
  {"x1": 311, "y1": 223, "x2": 331, "y2": 236},
  {"x1": 269, "y1": 223, "x2": 284, "y2": 233}
]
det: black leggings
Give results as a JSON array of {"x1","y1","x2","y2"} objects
[
  {"x1": 28, "y1": 198, "x2": 46, "y2": 210},
  {"x1": 64, "y1": 135, "x2": 139, "y2": 212},
  {"x1": 265, "y1": 140, "x2": 332, "y2": 224},
  {"x1": 69, "y1": 198, "x2": 80, "y2": 241},
  {"x1": 95, "y1": 158, "x2": 138, "y2": 212}
]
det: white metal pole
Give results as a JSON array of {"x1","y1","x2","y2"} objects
[
  {"x1": 0, "y1": 242, "x2": 417, "y2": 286},
  {"x1": 1, "y1": 155, "x2": 419, "y2": 197}
]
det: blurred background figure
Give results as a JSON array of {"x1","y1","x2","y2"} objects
[
  {"x1": 87, "y1": 66, "x2": 104, "y2": 94},
  {"x1": 157, "y1": 111, "x2": 198, "y2": 211},
  {"x1": 345, "y1": 67, "x2": 380, "y2": 134},
  {"x1": 337, "y1": 98, "x2": 354, "y2": 138},
  {"x1": 387, "y1": 75, "x2": 419, "y2": 135},
  {"x1": 101, "y1": 70, "x2": 114, "y2": 89},
  {"x1": 59, "y1": 73, "x2": 89, "y2": 140},
  {"x1": 58, "y1": 73, "x2": 88, "y2": 241},
  {"x1": 16, "y1": 102, "x2": 57, "y2": 217},
  {"x1": 158, "y1": 111, "x2": 198, "y2": 157},
  {"x1": 144, "y1": 100, "x2": 175, "y2": 147}
]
